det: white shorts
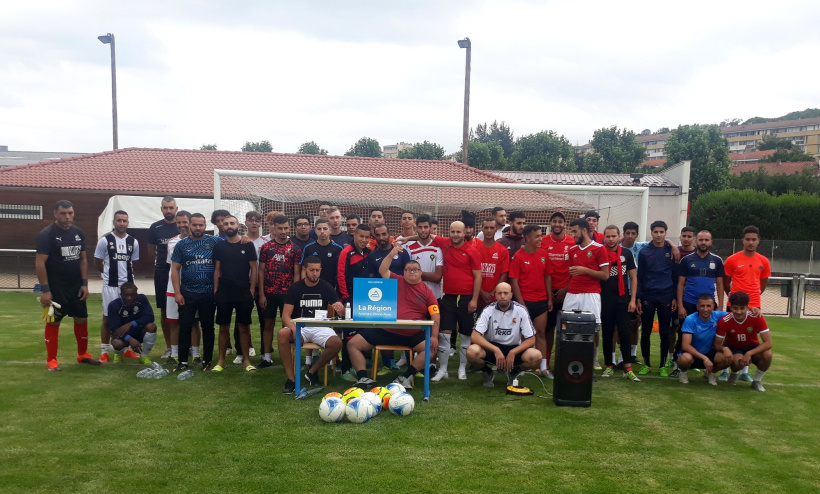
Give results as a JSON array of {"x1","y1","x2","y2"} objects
[
  {"x1": 562, "y1": 292, "x2": 602, "y2": 324},
  {"x1": 102, "y1": 285, "x2": 121, "y2": 316},
  {"x1": 300, "y1": 326, "x2": 337, "y2": 348},
  {"x1": 166, "y1": 294, "x2": 199, "y2": 322}
]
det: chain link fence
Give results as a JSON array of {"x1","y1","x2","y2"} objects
[
  {"x1": 710, "y1": 239, "x2": 818, "y2": 276},
  {"x1": 803, "y1": 278, "x2": 820, "y2": 317},
  {"x1": 0, "y1": 249, "x2": 37, "y2": 290}
]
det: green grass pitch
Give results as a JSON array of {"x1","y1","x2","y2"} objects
[{"x1": 1, "y1": 291, "x2": 818, "y2": 493}]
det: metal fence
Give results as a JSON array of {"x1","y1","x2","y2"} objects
[
  {"x1": 711, "y1": 239, "x2": 819, "y2": 276},
  {"x1": 0, "y1": 249, "x2": 36, "y2": 290}
]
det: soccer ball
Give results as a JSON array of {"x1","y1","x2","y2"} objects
[
  {"x1": 318, "y1": 397, "x2": 346, "y2": 423},
  {"x1": 345, "y1": 397, "x2": 376, "y2": 424},
  {"x1": 388, "y1": 392, "x2": 415, "y2": 416},
  {"x1": 342, "y1": 387, "x2": 364, "y2": 403},
  {"x1": 370, "y1": 386, "x2": 391, "y2": 409},
  {"x1": 323, "y1": 391, "x2": 343, "y2": 402},
  {"x1": 360, "y1": 391, "x2": 383, "y2": 413},
  {"x1": 385, "y1": 382, "x2": 405, "y2": 396}
]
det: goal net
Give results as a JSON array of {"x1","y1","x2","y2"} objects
[{"x1": 214, "y1": 170, "x2": 649, "y2": 238}]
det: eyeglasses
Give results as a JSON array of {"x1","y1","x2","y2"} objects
[{"x1": 404, "y1": 268, "x2": 421, "y2": 273}]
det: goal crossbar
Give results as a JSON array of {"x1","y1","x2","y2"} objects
[{"x1": 214, "y1": 169, "x2": 650, "y2": 239}]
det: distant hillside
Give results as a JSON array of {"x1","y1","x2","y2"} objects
[{"x1": 742, "y1": 108, "x2": 820, "y2": 125}]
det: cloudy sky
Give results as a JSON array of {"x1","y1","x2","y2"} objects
[{"x1": 2, "y1": 0, "x2": 819, "y2": 155}]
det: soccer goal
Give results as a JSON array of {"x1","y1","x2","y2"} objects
[{"x1": 214, "y1": 170, "x2": 650, "y2": 239}]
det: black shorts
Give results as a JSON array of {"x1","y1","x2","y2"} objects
[
  {"x1": 215, "y1": 287, "x2": 254, "y2": 326},
  {"x1": 262, "y1": 293, "x2": 287, "y2": 321},
  {"x1": 154, "y1": 266, "x2": 170, "y2": 310},
  {"x1": 440, "y1": 294, "x2": 475, "y2": 336},
  {"x1": 730, "y1": 343, "x2": 759, "y2": 354},
  {"x1": 676, "y1": 349, "x2": 716, "y2": 369},
  {"x1": 481, "y1": 343, "x2": 524, "y2": 366},
  {"x1": 112, "y1": 324, "x2": 146, "y2": 343},
  {"x1": 524, "y1": 300, "x2": 549, "y2": 320},
  {"x1": 50, "y1": 281, "x2": 88, "y2": 320},
  {"x1": 361, "y1": 331, "x2": 426, "y2": 349}
]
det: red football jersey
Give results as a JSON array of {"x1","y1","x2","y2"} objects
[
  {"x1": 477, "y1": 242, "x2": 510, "y2": 293},
  {"x1": 540, "y1": 233, "x2": 576, "y2": 290},
  {"x1": 716, "y1": 312, "x2": 769, "y2": 348},
  {"x1": 432, "y1": 237, "x2": 480, "y2": 296},
  {"x1": 567, "y1": 241, "x2": 609, "y2": 294},
  {"x1": 509, "y1": 247, "x2": 551, "y2": 301}
]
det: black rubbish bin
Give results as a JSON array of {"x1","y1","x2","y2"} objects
[{"x1": 553, "y1": 310, "x2": 596, "y2": 407}]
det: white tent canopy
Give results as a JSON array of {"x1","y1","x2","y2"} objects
[{"x1": 97, "y1": 195, "x2": 255, "y2": 239}]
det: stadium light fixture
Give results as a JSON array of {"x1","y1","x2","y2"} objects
[
  {"x1": 98, "y1": 33, "x2": 118, "y2": 149},
  {"x1": 458, "y1": 37, "x2": 471, "y2": 167}
]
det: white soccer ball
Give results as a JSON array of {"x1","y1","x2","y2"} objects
[
  {"x1": 345, "y1": 397, "x2": 376, "y2": 424},
  {"x1": 360, "y1": 391, "x2": 383, "y2": 414},
  {"x1": 388, "y1": 392, "x2": 415, "y2": 416},
  {"x1": 318, "y1": 397, "x2": 346, "y2": 423},
  {"x1": 385, "y1": 382, "x2": 406, "y2": 396}
]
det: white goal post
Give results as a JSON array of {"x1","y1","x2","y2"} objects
[{"x1": 214, "y1": 170, "x2": 651, "y2": 240}]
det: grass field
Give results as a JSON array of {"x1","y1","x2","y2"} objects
[{"x1": 1, "y1": 291, "x2": 819, "y2": 494}]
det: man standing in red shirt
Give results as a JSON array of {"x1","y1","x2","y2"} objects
[
  {"x1": 257, "y1": 215, "x2": 302, "y2": 368},
  {"x1": 584, "y1": 211, "x2": 605, "y2": 244},
  {"x1": 721, "y1": 225, "x2": 771, "y2": 382},
  {"x1": 476, "y1": 217, "x2": 509, "y2": 309},
  {"x1": 540, "y1": 211, "x2": 577, "y2": 377},
  {"x1": 429, "y1": 221, "x2": 481, "y2": 381},
  {"x1": 510, "y1": 224, "x2": 553, "y2": 379},
  {"x1": 564, "y1": 218, "x2": 610, "y2": 368}
]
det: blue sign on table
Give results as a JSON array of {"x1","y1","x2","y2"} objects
[{"x1": 352, "y1": 278, "x2": 398, "y2": 321}]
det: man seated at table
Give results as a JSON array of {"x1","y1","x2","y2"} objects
[
  {"x1": 277, "y1": 256, "x2": 345, "y2": 394},
  {"x1": 467, "y1": 282, "x2": 542, "y2": 387},
  {"x1": 347, "y1": 241, "x2": 441, "y2": 390}
]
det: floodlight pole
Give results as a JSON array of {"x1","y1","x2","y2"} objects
[
  {"x1": 98, "y1": 33, "x2": 118, "y2": 150},
  {"x1": 458, "y1": 38, "x2": 471, "y2": 167}
]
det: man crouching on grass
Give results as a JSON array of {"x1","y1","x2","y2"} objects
[
  {"x1": 676, "y1": 293, "x2": 732, "y2": 386},
  {"x1": 107, "y1": 282, "x2": 157, "y2": 365},
  {"x1": 467, "y1": 282, "x2": 542, "y2": 387},
  {"x1": 715, "y1": 291, "x2": 772, "y2": 392}
]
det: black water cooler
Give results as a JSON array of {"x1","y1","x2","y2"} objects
[{"x1": 553, "y1": 310, "x2": 596, "y2": 407}]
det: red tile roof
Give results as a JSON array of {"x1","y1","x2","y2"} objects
[
  {"x1": 639, "y1": 159, "x2": 666, "y2": 168},
  {"x1": 731, "y1": 161, "x2": 818, "y2": 176},
  {"x1": 728, "y1": 150, "x2": 775, "y2": 162},
  {"x1": 0, "y1": 147, "x2": 590, "y2": 211}
]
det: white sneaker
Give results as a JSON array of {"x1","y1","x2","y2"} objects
[
  {"x1": 679, "y1": 371, "x2": 689, "y2": 384},
  {"x1": 751, "y1": 380, "x2": 766, "y2": 392},
  {"x1": 160, "y1": 348, "x2": 172, "y2": 359},
  {"x1": 226, "y1": 347, "x2": 234, "y2": 356},
  {"x1": 458, "y1": 367, "x2": 467, "y2": 380},
  {"x1": 248, "y1": 347, "x2": 256, "y2": 357},
  {"x1": 708, "y1": 372, "x2": 717, "y2": 386},
  {"x1": 232, "y1": 355, "x2": 243, "y2": 365},
  {"x1": 449, "y1": 348, "x2": 455, "y2": 357},
  {"x1": 431, "y1": 369, "x2": 449, "y2": 382},
  {"x1": 396, "y1": 355, "x2": 407, "y2": 367}
]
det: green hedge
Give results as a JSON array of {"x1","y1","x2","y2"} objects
[{"x1": 690, "y1": 190, "x2": 820, "y2": 241}]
